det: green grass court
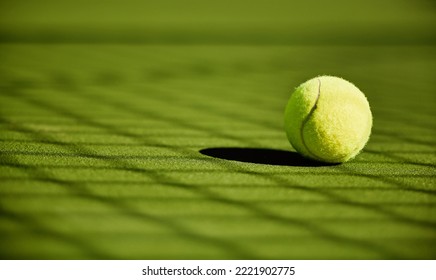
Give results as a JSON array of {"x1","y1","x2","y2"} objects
[{"x1": 0, "y1": 0, "x2": 435, "y2": 259}]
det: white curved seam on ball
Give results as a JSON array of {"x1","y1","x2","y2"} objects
[{"x1": 300, "y1": 78, "x2": 324, "y2": 162}]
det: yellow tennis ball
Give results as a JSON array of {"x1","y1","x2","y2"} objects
[{"x1": 284, "y1": 76, "x2": 372, "y2": 163}]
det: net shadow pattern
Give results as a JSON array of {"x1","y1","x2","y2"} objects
[{"x1": 1, "y1": 45, "x2": 436, "y2": 259}]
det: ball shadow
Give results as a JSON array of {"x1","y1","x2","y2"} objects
[{"x1": 200, "y1": 147, "x2": 334, "y2": 167}]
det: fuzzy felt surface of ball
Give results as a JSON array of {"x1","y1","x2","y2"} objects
[{"x1": 284, "y1": 76, "x2": 372, "y2": 163}]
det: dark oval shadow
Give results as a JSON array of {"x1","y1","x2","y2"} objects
[{"x1": 200, "y1": 147, "x2": 334, "y2": 167}]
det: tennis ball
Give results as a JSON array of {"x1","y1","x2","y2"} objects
[{"x1": 284, "y1": 76, "x2": 372, "y2": 163}]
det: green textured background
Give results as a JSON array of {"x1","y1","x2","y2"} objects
[{"x1": 0, "y1": 0, "x2": 435, "y2": 259}]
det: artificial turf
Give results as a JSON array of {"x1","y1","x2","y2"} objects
[{"x1": 0, "y1": 1, "x2": 435, "y2": 260}]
